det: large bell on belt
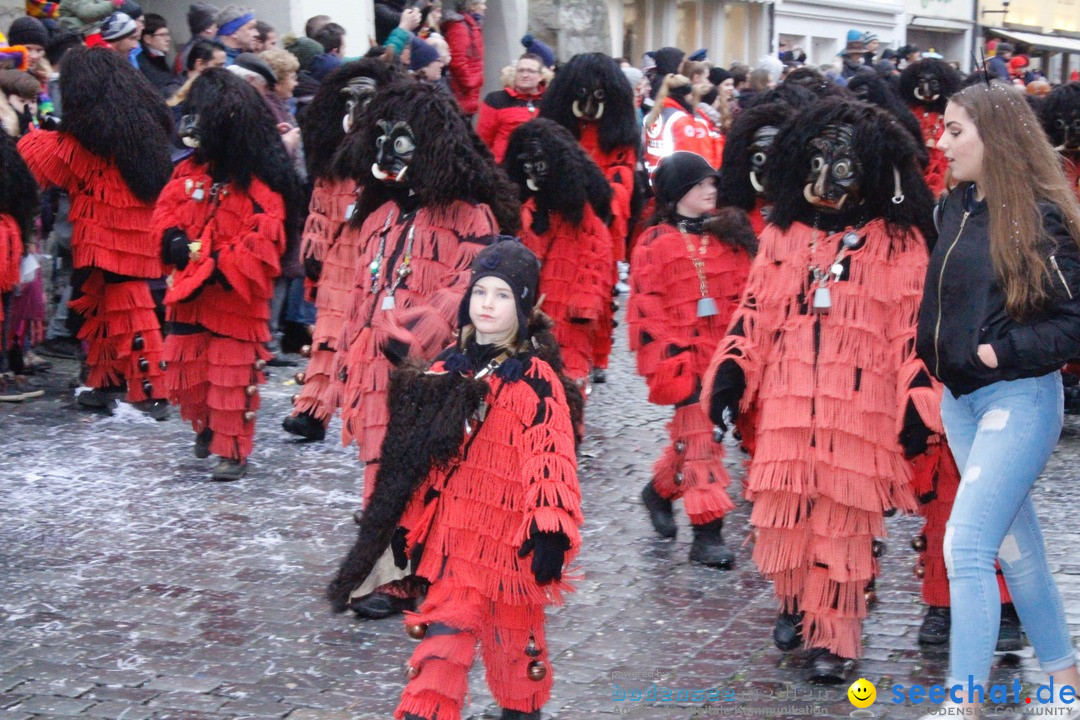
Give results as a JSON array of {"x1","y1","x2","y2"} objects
[
  {"x1": 294, "y1": 371, "x2": 306, "y2": 385},
  {"x1": 405, "y1": 664, "x2": 420, "y2": 679},
  {"x1": 254, "y1": 359, "x2": 267, "y2": 371},
  {"x1": 674, "y1": 441, "x2": 686, "y2": 454},
  {"x1": 406, "y1": 623, "x2": 428, "y2": 640},
  {"x1": 291, "y1": 394, "x2": 300, "y2": 405},
  {"x1": 132, "y1": 332, "x2": 144, "y2": 351},
  {"x1": 243, "y1": 410, "x2": 256, "y2": 423},
  {"x1": 673, "y1": 472, "x2": 684, "y2": 486},
  {"x1": 524, "y1": 635, "x2": 541, "y2": 658},
  {"x1": 138, "y1": 357, "x2": 150, "y2": 373},
  {"x1": 865, "y1": 587, "x2": 878, "y2": 606},
  {"x1": 911, "y1": 535, "x2": 927, "y2": 552},
  {"x1": 244, "y1": 385, "x2": 258, "y2": 397},
  {"x1": 300, "y1": 344, "x2": 312, "y2": 358},
  {"x1": 871, "y1": 539, "x2": 886, "y2": 558},
  {"x1": 526, "y1": 660, "x2": 547, "y2": 681},
  {"x1": 159, "y1": 360, "x2": 168, "y2": 371},
  {"x1": 914, "y1": 562, "x2": 926, "y2": 579},
  {"x1": 141, "y1": 380, "x2": 153, "y2": 396}
]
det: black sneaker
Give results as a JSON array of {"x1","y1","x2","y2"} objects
[
  {"x1": 641, "y1": 482, "x2": 677, "y2": 538},
  {"x1": 774, "y1": 610, "x2": 803, "y2": 651},
  {"x1": 132, "y1": 399, "x2": 170, "y2": 421},
  {"x1": 996, "y1": 604, "x2": 1025, "y2": 652},
  {"x1": 282, "y1": 411, "x2": 326, "y2": 441},
  {"x1": 211, "y1": 458, "x2": 247, "y2": 481},
  {"x1": 194, "y1": 428, "x2": 213, "y2": 459},
  {"x1": 918, "y1": 606, "x2": 951, "y2": 645}
]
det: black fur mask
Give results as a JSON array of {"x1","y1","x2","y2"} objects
[
  {"x1": 899, "y1": 59, "x2": 963, "y2": 114},
  {"x1": 539, "y1": 52, "x2": 638, "y2": 153},
  {"x1": 519, "y1": 138, "x2": 548, "y2": 192},
  {"x1": 749, "y1": 125, "x2": 779, "y2": 197},
  {"x1": 804, "y1": 123, "x2": 861, "y2": 213},
  {"x1": 372, "y1": 120, "x2": 415, "y2": 184},
  {"x1": 719, "y1": 101, "x2": 796, "y2": 210},
  {"x1": 1040, "y1": 82, "x2": 1080, "y2": 154}
]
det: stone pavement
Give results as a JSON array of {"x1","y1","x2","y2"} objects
[{"x1": 1, "y1": 315, "x2": 1079, "y2": 720}]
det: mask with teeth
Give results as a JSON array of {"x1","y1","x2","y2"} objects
[
  {"x1": 341, "y1": 76, "x2": 379, "y2": 134},
  {"x1": 371, "y1": 119, "x2": 415, "y2": 184},
  {"x1": 572, "y1": 84, "x2": 606, "y2": 121},
  {"x1": 913, "y1": 73, "x2": 942, "y2": 104},
  {"x1": 1051, "y1": 111, "x2": 1080, "y2": 153},
  {"x1": 748, "y1": 125, "x2": 779, "y2": 196},
  {"x1": 518, "y1": 139, "x2": 548, "y2": 193},
  {"x1": 802, "y1": 123, "x2": 861, "y2": 213}
]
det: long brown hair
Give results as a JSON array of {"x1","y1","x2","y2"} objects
[{"x1": 949, "y1": 81, "x2": 1080, "y2": 318}]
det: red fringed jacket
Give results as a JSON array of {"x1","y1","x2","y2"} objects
[
  {"x1": 912, "y1": 108, "x2": 949, "y2": 196},
  {"x1": 629, "y1": 222, "x2": 752, "y2": 405},
  {"x1": 579, "y1": 123, "x2": 634, "y2": 257},
  {"x1": 152, "y1": 159, "x2": 286, "y2": 341},
  {"x1": 0, "y1": 214, "x2": 23, "y2": 327},
  {"x1": 300, "y1": 176, "x2": 357, "y2": 301},
  {"x1": 18, "y1": 130, "x2": 161, "y2": 278},
  {"x1": 400, "y1": 355, "x2": 583, "y2": 606}
]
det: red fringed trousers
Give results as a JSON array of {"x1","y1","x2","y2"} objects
[
  {"x1": 396, "y1": 581, "x2": 551, "y2": 720},
  {"x1": 163, "y1": 324, "x2": 269, "y2": 461},
  {"x1": 650, "y1": 403, "x2": 735, "y2": 526},
  {"x1": 69, "y1": 268, "x2": 164, "y2": 402}
]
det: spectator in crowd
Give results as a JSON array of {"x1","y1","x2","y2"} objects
[
  {"x1": 442, "y1": 0, "x2": 486, "y2": 116},
  {"x1": 6, "y1": 17, "x2": 47, "y2": 74},
  {"x1": 521, "y1": 33, "x2": 555, "y2": 68},
  {"x1": 215, "y1": 4, "x2": 257, "y2": 65},
  {"x1": 382, "y1": 6, "x2": 421, "y2": 58},
  {"x1": 138, "y1": 14, "x2": 180, "y2": 97},
  {"x1": 987, "y1": 41, "x2": 1012, "y2": 82},
  {"x1": 284, "y1": 35, "x2": 323, "y2": 113},
  {"x1": 840, "y1": 31, "x2": 873, "y2": 80},
  {"x1": 861, "y1": 31, "x2": 879, "y2": 65},
  {"x1": 101, "y1": 13, "x2": 140, "y2": 57},
  {"x1": 252, "y1": 20, "x2": 276, "y2": 52},
  {"x1": 313, "y1": 22, "x2": 345, "y2": 59},
  {"x1": 167, "y1": 38, "x2": 226, "y2": 111},
  {"x1": 477, "y1": 52, "x2": 546, "y2": 163},
  {"x1": 374, "y1": 0, "x2": 406, "y2": 45},
  {"x1": 304, "y1": 14, "x2": 330, "y2": 39},
  {"x1": 408, "y1": 36, "x2": 443, "y2": 83},
  {"x1": 174, "y1": 2, "x2": 219, "y2": 75},
  {"x1": 0, "y1": 70, "x2": 39, "y2": 136},
  {"x1": 231, "y1": 52, "x2": 301, "y2": 159},
  {"x1": 259, "y1": 47, "x2": 300, "y2": 121},
  {"x1": 57, "y1": 0, "x2": 117, "y2": 38}
]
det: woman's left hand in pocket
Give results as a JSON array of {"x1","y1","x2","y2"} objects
[{"x1": 977, "y1": 343, "x2": 999, "y2": 368}]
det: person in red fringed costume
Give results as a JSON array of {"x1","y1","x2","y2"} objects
[
  {"x1": 327, "y1": 238, "x2": 582, "y2": 720},
  {"x1": 630, "y1": 152, "x2": 755, "y2": 568},
  {"x1": 330, "y1": 79, "x2": 520, "y2": 619},
  {"x1": 702, "y1": 98, "x2": 941, "y2": 683},
  {"x1": 154, "y1": 68, "x2": 304, "y2": 481},
  {"x1": 899, "y1": 58, "x2": 963, "y2": 197},
  {"x1": 18, "y1": 46, "x2": 174, "y2": 417},
  {"x1": 0, "y1": 129, "x2": 39, "y2": 400},
  {"x1": 539, "y1": 52, "x2": 638, "y2": 382},
  {"x1": 502, "y1": 118, "x2": 613, "y2": 385},
  {"x1": 282, "y1": 58, "x2": 398, "y2": 443},
  {"x1": 1039, "y1": 82, "x2": 1080, "y2": 200}
]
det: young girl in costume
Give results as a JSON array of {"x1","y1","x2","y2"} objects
[
  {"x1": 628, "y1": 151, "x2": 754, "y2": 568},
  {"x1": 915, "y1": 80, "x2": 1080, "y2": 720},
  {"x1": 328, "y1": 238, "x2": 583, "y2": 720},
  {"x1": 154, "y1": 68, "x2": 303, "y2": 481}
]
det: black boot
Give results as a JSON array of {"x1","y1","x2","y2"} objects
[
  {"x1": 282, "y1": 411, "x2": 326, "y2": 441},
  {"x1": 688, "y1": 519, "x2": 735, "y2": 569},
  {"x1": 996, "y1": 603, "x2": 1024, "y2": 652},
  {"x1": 590, "y1": 367, "x2": 607, "y2": 384},
  {"x1": 804, "y1": 647, "x2": 853, "y2": 684},
  {"x1": 349, "y1": 590, "x2": 416, "y2": 619},
  {"x1": 194, "y1": 428, "x2": 213, "y2": 459},
  {"x1": 918, "y1": 606, "x2": 950, "y2": 645},
  {"x1": 641, "y1": 482, "x2": 677, "y2": 538},
  {"x1": 774, "y1": 610, "x2": 803, "y2": 651},
  {"x1": 500, "y1": 709, "x2": 542, "y2": 720}
]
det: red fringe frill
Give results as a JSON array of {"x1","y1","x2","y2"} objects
[
  {"x1": 68, "y1": 270, "x2": 164, "y2": 402},
  {"x1": 913, "y1": 108, "x2": 948, "y2": 196},
  {"x1": 292, "y1": 178, "x2": 361, "y2": 424},
  {"x1": 520, "y1": 199, "x2": 613, "y2": 382},
  {"x1": 0, "y1": 214, "x2": 24, "y2": 329},
  {"x1": 18, "y1": 131, "x2": 162, "y2": 279},
  {"x1": 334, "y1": 199, "x2": 498, "y2": 503},
  {"x1": 578, "y1": 123, "x2": 634, "y2": 257},
  {"x1": 701, "y1": 218, "x2": 930, "y2": 659}
]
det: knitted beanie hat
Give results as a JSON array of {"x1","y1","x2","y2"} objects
[
  {"x1": 215, "y1": 4, "x2": 253, "y2": 37},
  {"x1": 520, "y1": 33, "x2": 554, "y2": 67},
  {"x1": 285, "y1": 36, "x2": 321, "y2": 72},
  {"x1": 26, "y1": 1, "x2": 61, "y2": 20},
  {"x1": 409, "y1": 37, "x2": 439, "y2": 72},
  {"x1": 457, "y1": 237, "x2": 541, "y2": 344},
  {"x1": 708, "y1": 66, "x2": 732, "y2": 86},
  {"x1": 653, "y1": 151, "x2": 719, "y2": 205},
  {"x1": 118, "y1": 1, "x2": 141, "y2": 20},
  {"x1": 100, "y1": 12, "x2": 136, "y2": 42},
  {"x1": 188, "y1": 2, "x2": 218, "y2": 36},
  {"x1": 7, "y1": 16, "x2": 49, "y2": 48}
]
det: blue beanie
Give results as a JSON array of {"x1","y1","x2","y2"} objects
[
  {"x1": 520, "y1": 33, "x2": 555, "y2": 68},
  {"x1": 409, "y1": 37, "x2": 440, "y2": 72}
]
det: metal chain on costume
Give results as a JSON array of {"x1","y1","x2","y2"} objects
[{"x1": 677, "y1": 220, "x2": 718, "y2": 317}]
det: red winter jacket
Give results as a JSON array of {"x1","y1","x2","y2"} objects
[
  {"x1": 442, "y1": 12, "x2": 484, "y2": 115},
  {"x1": 477, "y1": 86, "x2": 544, "y2": 163}
]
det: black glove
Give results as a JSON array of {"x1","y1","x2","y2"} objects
[
  {"x1": 900, "y1": 400, "x2": 932, "y2": 459},
  {"x1": 390, "y1": 526, "x2": 409, "y2": 570},
  {"x1": 517, "y1": 523, "x2": 571, "y2": 584},
  {"x1": 708, "y1": 360, "x2": 745, "y2": 431},
  {"x1": 161, "y1": 227, "x2": 191, "y2": 270},
  {"x1": 381, "y1": 336, "x2": 410, "y2": 367},
  {"x1": 208, "y1": 251, "x2": 233, "y2": 290},
  {"x1": 303, "y1": 254, "x2": 323, "y2": 282}
]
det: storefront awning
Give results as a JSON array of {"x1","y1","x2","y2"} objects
[
  {"x1": 985, "y1": 27, "x2": 1080, "y2": 54},
  {"x1": 908, "y1": 16, "x2": 973, "y2": 33}
]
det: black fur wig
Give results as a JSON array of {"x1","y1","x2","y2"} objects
[
  {"x1": 297, "y1": 58, "x2": 398, "y2": 182},
  {"x1": 503, "y1": 118, "x2": 612, "y2": 235},
  {"x1": 718, "y1": 101, "x2": 797, "y2": 211},
  {"x1": 539, "y1": 52, "x2": 639, "y2": 153},
  {"x1": 0, "y1": 130, "x2": 38, "y2": 244},
  {"x1": 59, "y1": 46, "x2": 173, "y2": 204},
  {"x1": 742, "y1": 82, "x2": 818, "y2": 112},
  {"x1": 898, "y1": 58, "x2": 963, "y2": 114},
  {"x1": 846, "y1": 74, "x2": 928, "y2": 166},
  {"x1": 1039, "y1": 82, "x2": 1080, "y2": 151},
  {"x1": 765, "y1": 98, "x2": 936, "y2": 248},
  {"x1": 332, "y1": 79, "x2": 521, "y2": 234},
  {"x1": 783, "y1": 67, "x2": 852, "y2": 100},
  {"x1": 187, "y1": 68, "x2": 306, "y2": 242}
]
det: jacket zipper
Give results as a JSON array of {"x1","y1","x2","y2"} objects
[
  {"x1": 933, "y1": 211, "x2": 970, "y2": 377},
  {"x1": 1050, "y1": 255, "x2": 1073, "y2": 299}
]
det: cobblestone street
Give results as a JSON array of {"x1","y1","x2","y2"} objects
[{"x1": 2, "y1": 314, "x2": 1079, "y2": 720}]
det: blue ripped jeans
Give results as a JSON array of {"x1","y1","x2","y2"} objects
[{"x1": 941, "y1": 372, "x2": 1076, "y2": 687}]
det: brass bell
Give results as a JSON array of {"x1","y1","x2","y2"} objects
[
  {"x1": 244, "y1": 385, "x2": 258, "y2": 397},
  {"x1": 159, "y1": 360, "x2": 168, "y2": 371},
  {"x1": 141, "y1": 380, "x2": 153, "y2": 396},
  {"x1": 132, "y1": 332, "x2": 144, "y2": 350},
  {"x1": 674, "y1": 441, "x2": 686, "y2": 454},
  {"x1": 405, "y1": 664, "x2": 420, "y2": 679},
  {"x1": 524, "y1": 635, "x2": 541, "y2": 658},
  {"x1": 254, "y1": 359, "x2": 267, "y2": 371},
  {"x1": 300, "y1": 344, "x2": 312, "y2": 358},
  {"x1": 406, "y1": 623, "x2": 428, "y2": 640},
  {"x1": 872, "y1": 539, "x2": 886, "y2": 558},
  {"x1": 243, "y1": 410, "x2": 256, "y2": 423},
  {"x1": 138, "y1": 357, "x2": 150, "y2": 372},
  {"x1": 291, "y1": 394, "x2": 300, "y2": 405},
  {"x1": 294, "y1": 371, "x2": 306, "y2": 385},
  {"x1": 673, "y1": 472, "x2": 684, "y2": 486},
  {"x1": 911, "y1": 535, "x2": 927, "y2": 552},
  {"x1": 865, "y1": 589, "x2": 878, "y2": 606},
  {"x1": 914, "y1": 562, "x2": 926, "y2": 579},
  {"x1": 526, "y1": 660, "x2": 547, "y2": 681}
]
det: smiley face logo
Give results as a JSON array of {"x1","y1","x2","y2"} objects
[{"x1": 847, "y1": 678, "x2": 876, "y2": 708}]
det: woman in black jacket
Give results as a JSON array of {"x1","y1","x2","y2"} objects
[{"x1": 915, "y1": 80, "x2": 1080, "y2": 719}]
